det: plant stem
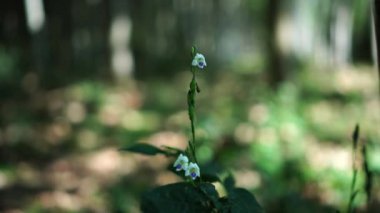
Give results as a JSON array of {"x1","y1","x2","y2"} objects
[
  {"x1": 347, "y1": 125, "x2": 360, "y2": 213},
  {"x1": 188, "y1": 68, "x2": 198, "y2": 164},
  {"x1": 348, "y1": 169, "x2": 358, "y2": 213}
]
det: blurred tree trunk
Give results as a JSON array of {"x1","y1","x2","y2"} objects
[
  {"x1": 331, "y1": 0, "x2": 353, "y2": 67},
  {"x1": 24, "y1": 0, "x2": 49, "y2": 85},
  {"x1": 109, "y1": 0, "x2": 134, "y2": 81},
  {"x1": 266, "y1": 0, "x2": 284, "y2": 89}
]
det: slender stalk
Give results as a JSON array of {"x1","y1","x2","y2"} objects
[
  {"x1": 347, "y1": 170, "x2": 358, "y2": 213},
  {"x1": 188, "y1": 68, "x2": 198, "y2": 164},
  {"x1": 347, "y1": 124, "x2": 360, "y2": 213}
]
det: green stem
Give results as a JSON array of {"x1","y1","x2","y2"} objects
[
  {"x1": 347, "y1": 146, "x2": 358, "y2": 213},
  {"x1": 188, "y1": 68, "x2": 198, "y2": 164},
  {"x1": 348, "y1": 170, "x2": 358, "y2": 213}
]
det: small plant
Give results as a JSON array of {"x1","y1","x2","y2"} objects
[
  {"x1": 347, "y1": 124, "x2": 373, "y2": 213},
  {"x1": 121, "y1": 47, "x2": 262, "y2": 212}
]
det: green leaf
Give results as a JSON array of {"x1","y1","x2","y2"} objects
[
  {"x1": 201, "y1": 173, "x2": 221, "y2": 183},
  {"x1": 161, "y1": 146, "x2": 184, "y2": 156},
  {"x1": 223, "y1": 173, "x2": 235, "y2": 195},
  {"x1": 120, "y1": 143, "x2": 166, "y2": 156},
  {"x1": 141, "y1": 182, "x2": 219, "y2": 213},
  {"x1": 199, "y1": 183, "x2": 222, "y2": 210},
  {"x1": 229, "y1": 188, "x2": 263, "y2": 213},
  {"x1": 224, "y1": 188, "x2": 264, "y2": 213}
]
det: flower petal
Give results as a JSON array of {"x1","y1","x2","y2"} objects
[
  {"x1": 191, "y1": 53, "x2": 206, "y2": 69},
  {"x1": 173, "y1": 154, "x2": 189, "y2": 171},
  {"x1": 185, "y1": 162, "x2": 200, "y2": 179}
]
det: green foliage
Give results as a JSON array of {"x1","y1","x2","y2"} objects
[
  {"x1": 140, "y1": 182, "x2": 262, "y2": 213},
  {"x1": 229, "y1": 188, "x2": 263, "y2": 213},
  {"x1": 223, "y1": 173, "x2": 236, "y2": 195},
  {"x1": 141, "y1": 182, "x2": 218, "y2": 213},
  {"x1": 122, "y1": 45, "x2": 264, "y2": 211},
  {"x1": 121, "y1": 143, "x2": 165, "y2": 155},
  {"x1": 201, "y1": 173, "x2": 221, "y2": 183},
  {"x1": 347, "y1": 124, "x2": 374, "y2": 212},
  {"x1": 120, "y1": 143, "x2": 179, "y2": 156}
]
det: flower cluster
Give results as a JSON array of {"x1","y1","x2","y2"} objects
[{"x1": 173, "y1": 154, "x2": 200, "y2": 180}]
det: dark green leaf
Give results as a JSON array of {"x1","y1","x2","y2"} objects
[
  {"x1": 229, "y1": 188, "x2": 263, "y2": 213},
  {"x1": 120, "y1": 143, "x2": 166, "y2": 156},
  {"x1": 223, "y1": 173, "x2": 235, "y2": 195},
  {"x1": 199, "y1": 183, "x2": 222, "y2": 210},
  {"x1": 161, "y1": 146, "x2": 184, "y2": 156},
  {"x1": 141, "y1": 182, "x2": 218, "y2": 213},
  {"x1": 201, "y1": 173, "x2": 221, "y2": 183}
]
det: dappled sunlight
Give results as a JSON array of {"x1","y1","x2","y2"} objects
[
  {"x1": 248, "y1": 104, "x2": 270, "y2": 125},
  {"x1": 0, "y1": 64, "x2": 379, "y2": 211},
  {"x1": 154, "y1": 171, "x2": 182, "y2": 186},
  {"x1": 98, "y1": 103, "x2": 124, "y2": 126},
  {"x1": 279, "y1": 122, "x2": 302, "y2": 143},
  {"x1": 0, "y1": 0, "x2": 378, "y2": 211},
  {"x1": 0, "y1": 172, "x2": 8, "y2": 188},
  {"x1": 166, "y1": 110, "x2": 189, "y2": 129},
  {"x1": 306, "y1": 101, "x2": 341, "y2": 128},
  {"x1": 17, "y1": 163, "x2": 41, "y2": 187},
  {"x1": 39, "y1": 191, "x2": 81, "y2": 211},
  {"x1": 76, "y1": 129, "x2": 100, "y2": 150},
  {"x1": 305, "y1": 140, "x2": 351, "y2": 172},
  {"x1": 334, "y1": 67, "x2": 378, "y2": 95},
  {"x1": 234, "y1": 169, "x2": 262, "y2": 189},
  {"x1": 43, "y1": 121, "x2": 72, "y2": 145},
  {"x1": 46, "y1": 159, "x2": 83, "y2": 190},
  {"x1": 65, "y1": 102, "x2": 87, "y2": 124},
  {"x1": 84, "y1": 148, "x2": 125, "y2": 183},
  {"x1": 147, "y1": 131, "x2": 188, "y2": 151},
  {"x1": 234, "y1": 123, "x2": 256, "y2": 145}
]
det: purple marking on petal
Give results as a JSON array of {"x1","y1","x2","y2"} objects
[
  {"x1": 198, "y1": 62, "x2": 204, "y2": 66},
  {"x1": 191, "y1": 172, "x2": 197, "y2": 178},
  {"x1": 176, "y1": 164, "x2": 182, "y2": 170}
]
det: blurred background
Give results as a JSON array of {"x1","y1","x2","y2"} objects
[{"x1": 0, "y1": 0, "x2": 379, "y2": 212}]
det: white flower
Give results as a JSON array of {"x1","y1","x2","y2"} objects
[
  {"x1": 185, "y1": 162, "x2": 200, "y2": 180},
  {"x1": 173, "y1": 154, "x2": 189, "y2": 171},
  {"x1": 191, "y1": 53, "x2": 207, "y2": 69}
]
